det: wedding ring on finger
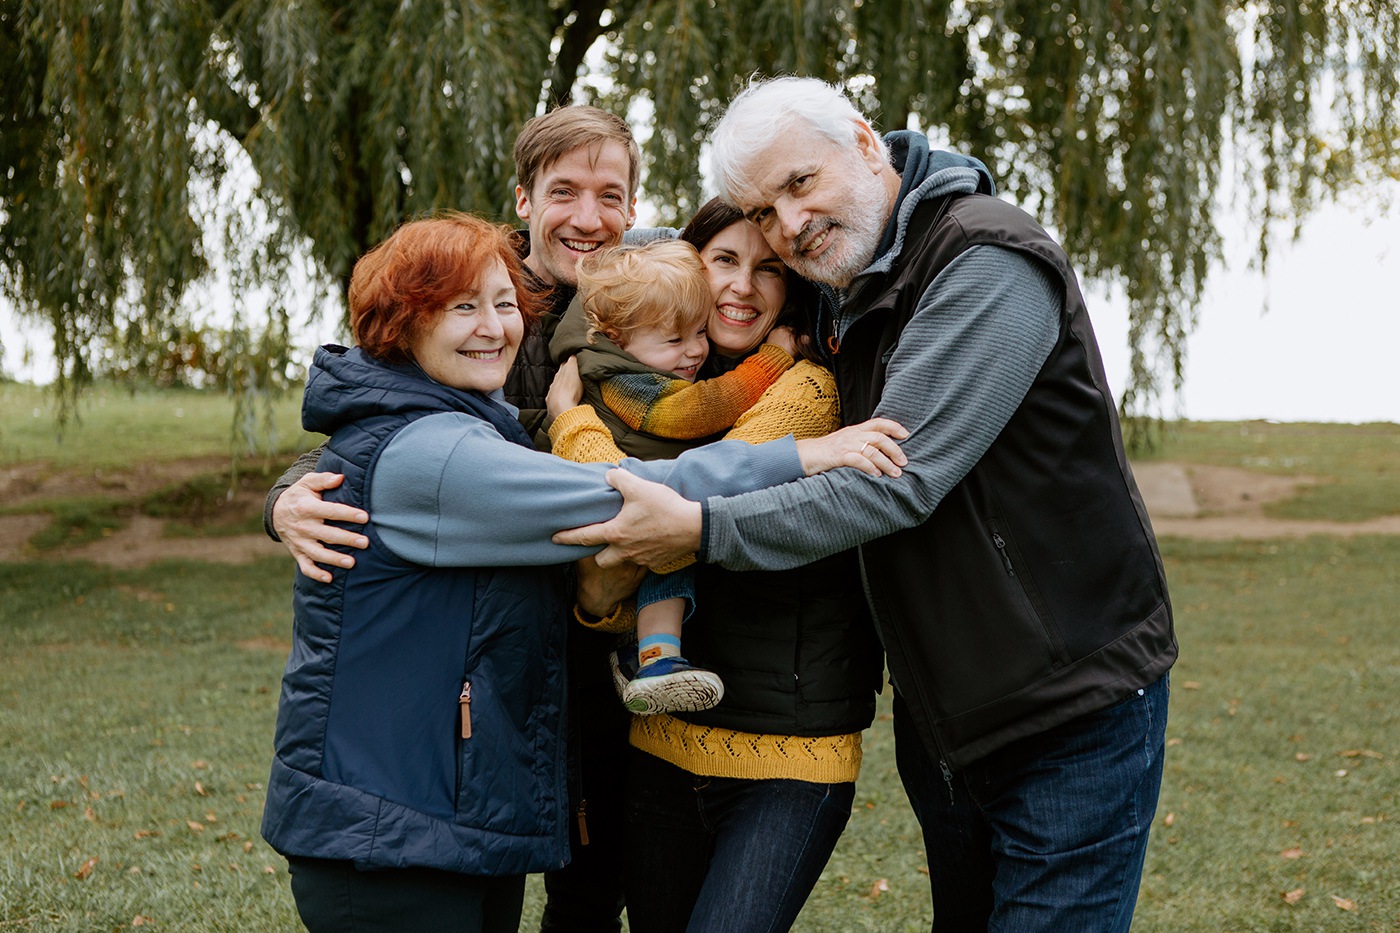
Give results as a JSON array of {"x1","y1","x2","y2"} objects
[{"x1": 861, "y1": 443, "x2": 873, "y2": 458}]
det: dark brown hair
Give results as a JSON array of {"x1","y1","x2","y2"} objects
[{"x1": 680, "y1": 198, "x2": 824, "y2": 365}]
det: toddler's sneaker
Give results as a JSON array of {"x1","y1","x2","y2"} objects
[
  {"x1": 622, "y1": 657, "x2": 724, "y2": 715},
  {"x1": 609, "y1": 641, "x2": 640, "y2": 702}
]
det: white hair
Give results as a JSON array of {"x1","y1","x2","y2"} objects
[{"x1": 708, "y1": 76, "x2": 888, "y2": 204}]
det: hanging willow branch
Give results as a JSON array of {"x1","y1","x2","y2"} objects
[{"x1": 2, "y1": 0, "x2": 1397, "y2": 438}]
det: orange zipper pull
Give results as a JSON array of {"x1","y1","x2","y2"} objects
[
  {"x1": 577, "y1": 800, "x2": 589, "y2": 846},
  {"x1": 459, "y1": 682, "x2": 472, "y2": 739},
  {"x1": 827, "y1": 334, "x2": 840, "y2": 355}
]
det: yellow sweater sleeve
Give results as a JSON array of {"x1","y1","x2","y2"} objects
[
  {"x1": 547, "y1": 404, "x2": 628, "y2": 463},
  {"x1": 724, "y1": 361, "x2": 841, "y2": 443}
]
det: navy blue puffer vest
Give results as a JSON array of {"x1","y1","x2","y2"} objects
[{"x1": 261, "y1": 346, "x2": 571, "y2": 875}]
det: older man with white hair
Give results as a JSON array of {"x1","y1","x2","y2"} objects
[{"x1": 557, "y1": 76, "x2": 1176, "y2": 932}]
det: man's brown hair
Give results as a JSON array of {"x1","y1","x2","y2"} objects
[{"x1": 513, "y1": 106, "x2": 641, "y2": 201}]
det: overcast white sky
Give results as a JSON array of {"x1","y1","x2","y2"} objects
[{"x1": 5, "y1": 182, "x2": 1398, "y2": 424}]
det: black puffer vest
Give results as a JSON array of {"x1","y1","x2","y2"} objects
[
  {"x1": 679, "y1": 552, "x2": 882, "y2": 736},
  {"x1": 836, "y1": 193, "x2": 1176, "y2": 769}
]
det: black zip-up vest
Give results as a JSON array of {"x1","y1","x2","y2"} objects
[
  {"x1": 678, "y1": 551, "x2": 883, "y2": 737},
  {"x1": 836, "y1": 193, "x2": 1176, "y2": 769}
]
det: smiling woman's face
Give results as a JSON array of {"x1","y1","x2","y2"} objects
[
  {"x1": 409, "y1": 260, "x2": 523, "y2": 393},
  {"x1": 698, "y1": 222, "x2": 789, "y2": 357}
]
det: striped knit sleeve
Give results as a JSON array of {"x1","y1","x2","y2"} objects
[{"x1": 599, "y1": 344, "x2": 794, "y2": 440}]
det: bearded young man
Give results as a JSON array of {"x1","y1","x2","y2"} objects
[{"x1": 556, "y1": 76, "x2": 1176, "y2": 932}]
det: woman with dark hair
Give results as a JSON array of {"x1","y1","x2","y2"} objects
[
  {"x1": 546, "y1": 199, "x2": 885, "y2": 933},
  {"x1": 259, "y1": 212, "x2": 905, "y2": 933}
]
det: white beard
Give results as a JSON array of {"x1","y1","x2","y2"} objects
[{"x1": 784, "y1": 169, "x2": 890, "y2": 288}]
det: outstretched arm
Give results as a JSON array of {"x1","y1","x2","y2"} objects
[
  {"x1": 551, "y1": 417, "x2": 909, "y2": 568},
  {"x1": 370, "y1": 414, "x2": 809, "y2": 568},
  {"x1": 601, "y1": 344, "x2": 794, "y2": 439}
]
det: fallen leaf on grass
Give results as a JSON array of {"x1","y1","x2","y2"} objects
[
  {"x1": 50, "y1": 800, "x2": 69, "y2": 810},
  {"x1": 74, "y1": 857, "x2": 98, "y2": 880},
  {"x1": 1334, "y1": 770, "x2": 1348, "y2": 778},
  {"x1": 243, "y1": 841, "x2": 254, "y2": 853},
  {"x1": 917, "y1": 866, "x2": 929, "y2": 876},
  {"x1": 134, "y1": 830, "x2": 160, "y2": 839},
  {"x1": 1338, "y1": 749, "x2": 1382, "y2": 760},
  {"x1": 1332, "y1": 895, "x2": 1356, "y2": 910},
  {"x1": 1163, "y1": 812, "x2": 1175, "y2": 827},
  {"x1": 192, "y1": 760, "x2": 208, "y2": 769},
  {"x1": 132, "y1": 916, "x2": 154, "y2": 927},
  {"x1": 1166, "y1": 738, "x2": 1182, "y2": 747},
  {"x1": 84, "y1": 807, "x2": 96, "y2": 822},
  {"x1": 1282, "y1": 888, "x2": 1305, "y2": 905},
  {"x1": 1280, "y1": 847, "x2": 1304, "y2": 859},
  {"x1": 1294, "y1": 753, "x2": 1312, "y2": 762},
  {"x1": 187, "y1": 821, "x2": 205, "y2": 832},
  {"x1": 263, "y1": 865, "x2": 277, "y2": 874},
  {"x1": 1181, "y1": 681, "x2": 1201, "y2": 689},
  {"x1": 867, "y1": 879, "x2": 889, "y2": 899},
  {"x1": 194, "y1": 782, "x2": 208, "y2": 797}
]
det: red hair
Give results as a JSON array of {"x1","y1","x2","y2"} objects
[{"x1": 349, "y1": 212, "x2": 541, "y2": 361}]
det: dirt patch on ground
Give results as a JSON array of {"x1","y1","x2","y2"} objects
[
  {"x1": 1135, "y1": 462, "x2": 1399, "y2": 539},
  {"x1": 1, "y1": 457, "x2": 1395, "y2": 568},
  {"x1": 1, "y1": 456, "x2": 239, "y2": 509}
]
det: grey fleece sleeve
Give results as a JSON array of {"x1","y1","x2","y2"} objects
[
  {"x1": 371, "y1": 415, "x2": 803, "y2": 567},
  {"x1": 262, "y1": 445, "x2": 327, "y2": 541},
  {"x1": 703, "y1": 245, "x2": 1062, "y2": 571}
]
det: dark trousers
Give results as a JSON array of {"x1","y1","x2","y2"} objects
[
  {"x1": 540, "y1": 673, "x2": 630, "y2": 932},
  {"x1": 287, "y1": 856, "x2": 524, "y2": 933},
  {"x1": 895, "y1": 674, "x2": 1170, "y2": 932},
  {"x1": 623, "y1": 748, "x2": 855, "y2": 933}
]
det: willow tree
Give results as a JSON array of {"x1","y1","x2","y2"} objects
[{"x1": 2, "y1": 0, "x2": 1397, "y2": 434}]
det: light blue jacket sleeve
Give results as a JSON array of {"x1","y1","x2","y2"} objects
[{"x1": 370, "y1": 414, "x2": 802, "y2": 567}]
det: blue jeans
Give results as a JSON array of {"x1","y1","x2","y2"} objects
[
  {"x1": 895, "y1": 674, "x2": 1169, "y2": 932},
  {"x1": 637, "y1": 565, "x2": 695, "y2": 622},
  {"x1": 623, "y1": 748, "x2": 854, "y2": 933}
]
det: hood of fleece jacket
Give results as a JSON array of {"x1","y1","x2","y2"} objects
[{"x1": 301, "y1": 344, "x2": 518, "y2": 439}]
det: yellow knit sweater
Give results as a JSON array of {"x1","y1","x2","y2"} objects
[{"x1": 549, "y1": 361, "x2": 864, "y2": 784}]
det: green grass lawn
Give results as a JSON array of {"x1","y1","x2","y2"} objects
[
  {"x1": 2, "y1": 390, "x2": 1396, "y2": 930},
  {"x1": 0, "y1": 381, "x2": 316, "y2": 469},
  {"x1": 3, "y1": 537, "x2": 1397, "y2": 931}
]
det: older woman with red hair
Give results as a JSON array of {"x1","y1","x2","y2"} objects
[{"x1": 258, "y1": 212, "x2": 905, "y2": 933}]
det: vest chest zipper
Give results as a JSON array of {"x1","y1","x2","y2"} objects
[{"x1": 459, "y1": 681, "x2": 472, "y2": 739}]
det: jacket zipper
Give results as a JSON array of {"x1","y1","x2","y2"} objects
[
  {"x1": 992, "y1": 532, "x2": 1015, "y2": 576},
  {"x1": 459, "y1": 681, "x2": 472, "y2": 739}
]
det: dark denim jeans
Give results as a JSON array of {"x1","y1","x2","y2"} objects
[
  {"x1": 623, "y1": 748, "x2": 855, "y2": 933},
  {"x1": 895, "y1": 674, "x2": 1170, "y2": 932},
  {"x1": 541, "y1": 677, "x2": 630, "y2": 933}
]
